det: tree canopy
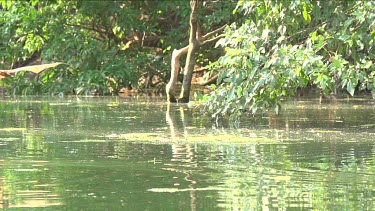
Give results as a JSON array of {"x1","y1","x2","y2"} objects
[
  {"x1": 1, "y1": 0, "x2": 374, "y2": 117},
  {"x1": 203, "y1": 0, "x2": 375, "y2": 117},
  {"x1": 1, "y1": 0, "x2": 235, "y2": 95}
]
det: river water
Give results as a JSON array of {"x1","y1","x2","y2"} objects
[{"x1": 0, "y1": 96, "x2": 374, "y2": 210}]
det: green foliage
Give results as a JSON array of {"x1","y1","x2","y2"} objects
[
  {"x1": 0, "y1": 0, "x2": 233, "y2": 96},
  {"x1": 204, "y1": 0, "x2": 375, "y2": 117},
  {"x1": 4, "y1": 0, "x2": 373, "y2": 119}
]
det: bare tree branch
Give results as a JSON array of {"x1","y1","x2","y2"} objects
[
  {"x1": 201, "y1": 24, "x2": 227, "y2": 41},
  {"x1": 196, "y1": 73, "x2": 219, "y2": 86},
  {"x1": 200, "y1": 34, "x2": 225, "y2": 46}
]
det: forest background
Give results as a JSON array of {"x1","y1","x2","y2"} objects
[{"x1": 0, "y1": 0, "x2": 374, "y2": 117}]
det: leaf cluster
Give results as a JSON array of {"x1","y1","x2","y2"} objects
[{"x1": 203, "y1": 0, "x2": 375, "y2": 118}]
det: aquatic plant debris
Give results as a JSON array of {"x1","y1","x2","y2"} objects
[
  {"x1": 360, "y1": 124, "x2": 375, "y2": 128},
  {"x1": 61, "y1": 139, "x2": 109, "y2": 143},
  {"x1": 147, "y1": 187, "x2": 227, "y2": 193},
  {"x1": 0, "y1": 138, "x2": 20, "y2": 141},
  {"x1": 0, "y1": 128, "x2": 27, "y2": 131},
  {"x1": 100, "y1": 132, "x2": 275, "y2": 143}
]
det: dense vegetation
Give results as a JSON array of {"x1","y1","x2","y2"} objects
[
  {"x1": 1, "y1": 0, "x2": 374, "y2": 116},
  {"x1": 0, "y1": 0, "x2": 235, "y2": 95},
  {"x1": 204, "y1": 0, "x2": 375, "y2": 117}
]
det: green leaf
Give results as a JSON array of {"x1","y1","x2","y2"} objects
[
  {"x1": 237, "y1": 86, "x2": 243, "y2": 97},
  {"x1": 332, "y1": 58, "x2": 342, "y2": 68},
  {"x1": 338, "y1": 34, "x2": 350, "y2": 42},
  {"x1": 344, "y1": 18, "x2": 354, "y2": 29},
  {"x1": 347, "y1": 80, "x2": 355, "y2": 96},
  {"x1": 277, "y1": 25, "x2": 286, "y2": 35},
  {"x1": 345, "y1": 39, "x2": 353, "y2": 47},
  {"x1": 302, "y1": 5, "x2": 311, "y2": 23},
  {"x1": 227, "y1": 86, "x2": 235, "y2": 101},
  {"x1": 361, "y1": 60, "x2": 373, "y2": 69}
]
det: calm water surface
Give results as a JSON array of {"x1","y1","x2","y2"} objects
[{"x1": 0, "y1": 96, "x2": 374, "y2": 210}]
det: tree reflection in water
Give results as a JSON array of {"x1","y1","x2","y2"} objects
[{"x1": 166, "y1": 103, "x2": 198, "y2": 211}]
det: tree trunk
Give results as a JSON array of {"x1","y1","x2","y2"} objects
[
  {"x1": 165, "y1": 0, "x2": 226, "y2": 103},
  {"x1": 179, "y1": 0, "x2": 199, "y2": 103},
  {"x1": 166, "y1": 47, "x2": 188, "y2": 102},
  {"x1": 166, "y1": 0, "x2": 199, "y2": 103}
]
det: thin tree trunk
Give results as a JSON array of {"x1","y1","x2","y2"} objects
[{"x1": 179, "y1": 0, "x2": 199, "y2": 103}]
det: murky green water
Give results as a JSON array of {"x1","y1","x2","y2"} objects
[{"x1": 0, "y1": 96, "x2": 374, "y2": 210}]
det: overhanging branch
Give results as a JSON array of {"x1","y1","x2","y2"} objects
[
  {"x1": 201, "y1": 24, "x2": 227, "y2": 41},
  {"x1": 200, "y1": 34, "x2": 225, "y2": 46}
]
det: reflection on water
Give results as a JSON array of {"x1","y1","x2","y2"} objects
[
  {"x1": 0, "y1": 96, "x2": 374, "y2": 210},
  {"x1": 0, "y1": 159, "x2": 62, "y2": 209}
]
